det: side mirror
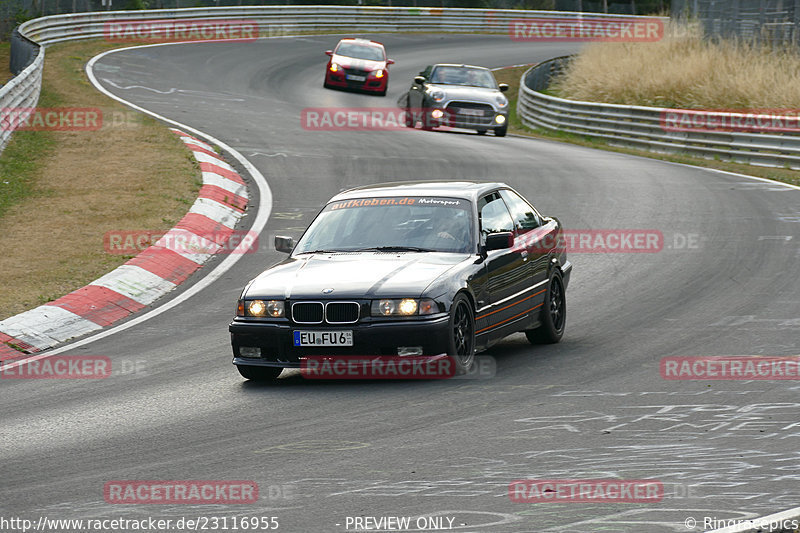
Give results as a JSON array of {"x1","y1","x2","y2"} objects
[
  {"x1": 325, "y1": 50, "x2": 333, "y2": 56},
  {"x1": 386, "y1": 58, "x2": 395, "y2": 65},
  {"x1": 275, "y1": 236, "x2": 295, "y2": 254},
  {"x1": 498, "y1": 83, "x2": 509, "y2": 92},
  {"x1": 414, "y1": 75, "x2": 426, "y2": 85},
  {"x1": 485, "y1": 232, "x2": 514, "y2": 251}
]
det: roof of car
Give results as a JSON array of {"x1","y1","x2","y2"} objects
[
  {"x1": 432, "y1": 64, "x2": 491, "y2": 71},
  {"x1": 338, "y1": 38, "x2": 385, "y2": 48},
  {"x1": 330, "y1": 181, "x2": 508, "y2": 203}
]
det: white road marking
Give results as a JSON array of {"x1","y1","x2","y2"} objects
[
  {"x1": 3, "y1": 41, "x2": 273, "y2": 364},
  {"x1": 90, "y1": 265, "x2": 177, "y2": 306},
  {"x1": 0, "y1": 306, "x2": 102, "y2": 348}
]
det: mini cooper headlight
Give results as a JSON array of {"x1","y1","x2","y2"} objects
[
  {"x1": 495, "y1": 94, "x2": 508, "y2": 107},
  {"x1": 243, "y1": 299, "x2": 284, "y2": 317},
  {"x1": 428, "y1": 89, "x2": 445, "y2": 102},
  {"x1": 371, "y1": 298, "x2": 438, "y2": 316}
]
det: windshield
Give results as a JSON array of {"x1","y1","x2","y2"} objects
[
  {"x1": 429, "y1": 66, "x2": 497, "y2": 89},
  {"x1": 294, "y1": 196, "x2": 474, "y2": 254},
  {"x1": 335, "y1": 43, "x2": 385, "y2": 61}
]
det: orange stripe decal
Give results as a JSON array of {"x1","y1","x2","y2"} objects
[
  {"x1": 476, "y1": 289, "x2": 545, "y2": 321},
  {"x1": 475, "y1": 303, "x2": 543, "y2": 334}
]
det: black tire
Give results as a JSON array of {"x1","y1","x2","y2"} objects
[
  {"x1": 495, "y1": 125, "x2": 508, "y2": 137},
  {"x1": 421, "y1": 111, "x2": 434, "y2": 130},
  {"x1": 525, "y1": 270, "x2": 566, "y2": 344},
  {"x1": 447, "y1": 294, "x2": 476, "y2": 374},
  {"x1": 405, "y1": 106, "x2": 415, "y2": 128},
  {"x1": 237, "y1": 365, "x2": 282, "y2": 381},
  {"x1": 476, "y1": 129, "x2": 488, "y2": 135}
]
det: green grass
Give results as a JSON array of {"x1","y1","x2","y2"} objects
[{"x1": 0, "y1": 87, "x2": 61, "y2": 218}]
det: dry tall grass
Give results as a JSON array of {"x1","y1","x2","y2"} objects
[{"x1": 553, "y1": 23, "x2": 800, "y2": 109}]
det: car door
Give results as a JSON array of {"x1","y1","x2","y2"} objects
[
  {"x1": 498, "y1": 189, "x2": 554, "y2": 310},
  {"x1": 474, "y1": 192, "x2": 533, "y2": 343}
]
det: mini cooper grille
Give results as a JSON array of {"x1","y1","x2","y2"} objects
[
  {"x1": 446, "y1": 101, "x2": 494, "y2": 113},
  {"x1": 292, "y1": 302, "x2": 324, "y2": 324},
  {"x1": 325, "y1": 302, "x2": 360, "y2": 324},
  {"x1": 291, "y1": 301, "x2": 360, "y2": 324},
  {"x1": 444, "y1": 102, "x2": 496, "y2": 127}
]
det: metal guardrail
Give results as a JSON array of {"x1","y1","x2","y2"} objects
[
  {"x1": 0, "y1": 6, "x2": 661, "y2": 154},
  {"x1": 518, "y1": 56, "x2": 800, "y2": 170},
  {"x1": 0, "y1": 40, "x2": 43, "y2": 152},
  {"x1": 10, "y1": 27, "x2": 40, "y2": 75},
  {"x1": 18, "y1": 6, "x2": 653, "y2": 45},
  {"x1": 672, "y1": 0, "x2": 800, "y2": 47}
]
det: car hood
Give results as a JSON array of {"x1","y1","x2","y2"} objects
[
  {"x1": 428, "y1": 84, "x2": 506, "y2": 106},
  {"x1": 331, "y1": 54, "x2": 385, "y2": 71},
  {"x1": 245, "y1": 252, "x2": 469, "y2": 300}
]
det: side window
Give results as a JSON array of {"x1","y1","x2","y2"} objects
[
  {"x1": 499, "y1": 189, "x2": 540, "y2": 233},
  {"x1": 478, "y1": 193, "x2": 515, "y2": 236}
]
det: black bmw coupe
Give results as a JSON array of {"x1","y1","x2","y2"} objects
[{"x1": 230, "y1": 181, "x2": 571, "y2": 381}]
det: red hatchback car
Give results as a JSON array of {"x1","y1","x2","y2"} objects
[{"x1": 323, "y1": 38, "x2": 394, "y2": 96}]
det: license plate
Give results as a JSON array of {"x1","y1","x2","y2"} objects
[
  {"x1": 458, "y1": 108, "x2": 484, "y2": 116},
  {"x1": 293, "y1": 330, "x2": 353, "y2": 347},
  {"x1": 346, "y1": 75, "x2": 366, "y2": 81}
]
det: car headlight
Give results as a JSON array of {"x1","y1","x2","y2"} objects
[
  {"x1": 330, "y1": 63, "x2": 340, "y2": 73},
  {"x1": 373, "y1": 69, "x2": 385, "y2": 78},
  {"x1": 371, "y1": 298, "x2": 439, "y2": 316},
  {"x1": 495, "y1": 94, "x2": 508, "y2": 107},
  {"x1": 239, "y1": 299, "x2": 284, "y2": 317},
  {"x1": 428, "y1": 89, "x2": 445, "y2": 102}
]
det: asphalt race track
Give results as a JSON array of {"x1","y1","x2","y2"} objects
[{"x1": 2, "y1": 34, "x2": 799, "y2": 532}]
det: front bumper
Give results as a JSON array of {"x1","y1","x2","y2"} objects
[
  {"x1": 325, "y1": 70, "x2": 387, "y2": 92},
  {"x1": 425, "y1": 107, "x2": 508, "y2": 130},
  {"x1": 230, "y1": 315, "x2": 450, "y2": 368}
]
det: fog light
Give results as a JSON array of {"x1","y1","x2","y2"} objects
[
  {"x1": 495, "y1": 115, "x2": 506, "y2": 124},
  {"x1": 239, "y1": 347, "x2": 261, "y2": 358},
  {"x1": 431, "y1": 109, "x2": 444, "y2": 119},
  {"x1": 397, "y1": 346, "x2": 423, "y2": 356}
]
